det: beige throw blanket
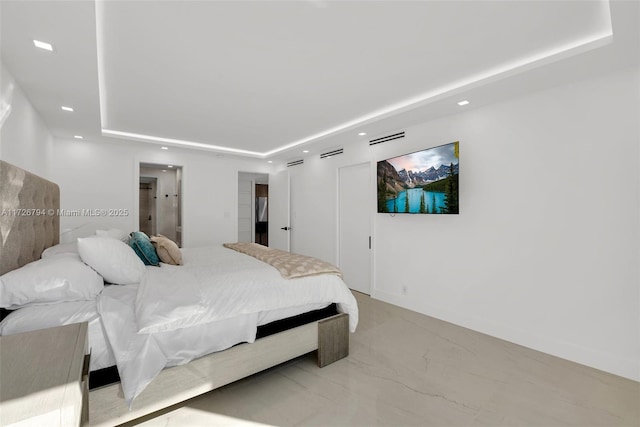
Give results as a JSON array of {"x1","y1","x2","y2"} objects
[{"x1": 223, "y1": 242, "x2": 343, "y2": 279}]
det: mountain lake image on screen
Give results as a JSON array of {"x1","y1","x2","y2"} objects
[{"x1": 377, "y1": 141, "x2": 459, "y2": 214}]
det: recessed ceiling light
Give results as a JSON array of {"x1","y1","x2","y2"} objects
[
  {"x1": 61, "y1": 106, "x2": 74, "y2": 112},
  {"x1": 303, "y1": 150, "x2": 309, "y2": 153},
  {"x1": 162, "y1": 170, "x2": 167, "y2": 172},
  {"x1": 358, "y1": 132, "x2": 367, "y2": 136},
  {"x1": 168, "y1": 165, "x2": 173, "y2": 168},
  {"x1": 33, "y1": 40, "x2": 53, "y2": 51},
  {"x1": 161, "y1": 146, "x2": 169, "y2": 150},
  {"x1": 74, "y1": 135, "x2": 83, "y2": 139},
  {"x1": 457, "y1": 100, "x2": 470, "y2": 106},
  {"x1": 267, "y1": 161, "x2": 273, "y2": 164}
]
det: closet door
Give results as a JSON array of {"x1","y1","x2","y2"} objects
[
  {"x1": 268, "y1": 170, "x2": 290, "y2": 251},
  {"x1": 339, "y1": 162, "x2": 371, "y2": 294}
]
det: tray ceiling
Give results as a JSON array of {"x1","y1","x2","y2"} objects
[{"x1": 0, "y1": 1, "x2": 624, "y2": 159}]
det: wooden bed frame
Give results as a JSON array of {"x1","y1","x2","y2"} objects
[{"x1": 0, "y1": 160, "x2": 350, "y2": 426}]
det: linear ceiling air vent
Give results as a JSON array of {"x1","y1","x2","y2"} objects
[
  {"x1": 320, "y1": 148, "x2": 344, "y2": 159},
  {"x1": 369, "y1": 131, "x2": 405, "y2": 146},
  {"x1": 287, "y1": 159, "x2": 304, "y2": 167}
]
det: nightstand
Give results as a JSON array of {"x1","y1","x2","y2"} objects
[{"x1": 0, "y1": 322, "x2": 90, "y2": 426}]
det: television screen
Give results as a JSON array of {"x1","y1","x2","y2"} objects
[{"x1": 377, "y1": 141, "x2": 459, "y2": 214}]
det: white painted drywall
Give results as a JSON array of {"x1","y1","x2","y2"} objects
[
  {"x1": 48, "y1": 138, "x2": 273, "y2": 247},
  {"x1": 0, "y1": 64, "x2": 53, "y2": 177},
  {"x1": 237, "y1": 174, "x2": 254, "y2": 243},
  {"x1": 287, "y1": 65, "x2": 640, "y2": 381}
]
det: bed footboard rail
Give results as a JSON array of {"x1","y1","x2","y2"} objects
[{"x1": 89, "y1": 313, "x2": 349, "y2": 426}]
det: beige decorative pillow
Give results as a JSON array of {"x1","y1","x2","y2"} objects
[{"x1": 150, "y1": 234, "x2": 182, "y2": 265}]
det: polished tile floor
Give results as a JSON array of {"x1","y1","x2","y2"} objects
[{"x1": 134, "y1": 292, "x2": 639, "y2": 427}]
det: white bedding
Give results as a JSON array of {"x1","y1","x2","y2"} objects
[
  {"x1": 1, "y1": 245, "x2": 359, "y2": 406},
  {"x1": 0, "y1": 285, "x2": 332, "y2": 388},
  {"x1": 0, "y1": 298, "x2": 115, "y2": 371},
  {"x1": 99, "y1": 245, "x2": 359, "y2": 405},
  {"x1": 98, "y1": 284, "x2": 260, "y2": 404},
  {"x1": 135, "y1": 246, "x2": 358, "y2": 334}
]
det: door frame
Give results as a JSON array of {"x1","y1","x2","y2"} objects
[
  {"x1": 134, "y1": 160, "x2": 184, "y2": 245},
  {"x1": 237, "y1": 171, "x2": 270, "y2": 244}
]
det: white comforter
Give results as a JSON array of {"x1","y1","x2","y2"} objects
[{"x1": 97, "y1": 246, "x2": 358, "y2": 405}]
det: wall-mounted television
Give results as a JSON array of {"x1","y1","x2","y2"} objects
[{"x1": 377, "y1": 141, "x2": 459, "y2": 214}]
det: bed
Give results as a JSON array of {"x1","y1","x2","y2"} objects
[{"x1": 0, "y1": 160, "x2": 358, "y2": 426}]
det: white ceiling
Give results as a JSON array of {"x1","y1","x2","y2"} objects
[{"x1": 1, "y1": 1, "x2": 637, "y2": 161}]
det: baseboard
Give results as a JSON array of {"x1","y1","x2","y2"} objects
[{"x1": 372, "y1": 290, "x2": 639, "y2": 383}]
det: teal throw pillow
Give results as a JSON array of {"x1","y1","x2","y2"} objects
[{"x1": 129, "y1": 231, "x2": 160, "y2": 266}]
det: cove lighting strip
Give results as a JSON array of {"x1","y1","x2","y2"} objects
[
  {"x1": 102, "y1": 129, "x2": 264, "y2": 157},
  {"x1": 96, "y1": 2, "x2": 612, "y2": 158}
]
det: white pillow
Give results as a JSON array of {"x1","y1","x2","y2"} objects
[
  {"x1": 78, "y1": 237, "x2": 145, "y2": 285},
  {"x1": 0, "y1": 253, "x2": 104, "y2": 309},
  {"x1": 41, "y1": 242, "x2": 79, "y2": 259},
  {"x1": 95, "y1": 228, "x2": 129, "y2": 242},
  {"x1": 0, "y1": 299, "x2": 98, "y2": 336}
]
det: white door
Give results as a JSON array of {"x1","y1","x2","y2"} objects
[
  {"x1": 268, "y1": 170, "x2": 290, "y2": 251},
  {"x1": 339, "y1": 162, "x2": 371, "y2": 294}
]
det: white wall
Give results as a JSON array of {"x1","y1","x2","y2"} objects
[
  {"x1": 237, "y1": 174, "x2": 254, "y2": 243},
  {"x1": 49, "y1": 138, "x2": 273, "y2": 247},
  {"x1": 0, "y1": 64, "x2": 53, "y2": 177},
  {"x1": 288, "y1": 65, "x2": 640, "y2": 381}
]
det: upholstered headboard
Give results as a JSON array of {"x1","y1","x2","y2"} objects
[{"x1": 0, "y1": 160, "x2": 60, "y2": 275}]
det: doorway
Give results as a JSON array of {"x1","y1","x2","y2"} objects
[
  {"x1": 139, "y1": 163, "x2": 182, "y2": 246},
  {"x1": 339, "y1": 162, "x2": 371, "y2": 294},
  {"x1": 255, "y1": 183, "x2": 269, "y2": 245},
  {"x1": 139, "y1": 178, "x2": 157, "y2": 237},
  {"x1": 237, "y1": 172, "x2": 269, "y2": 245}
]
